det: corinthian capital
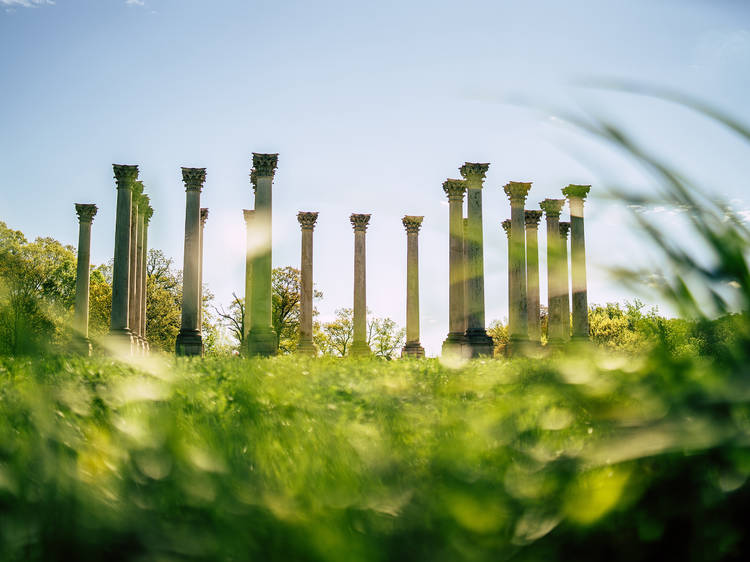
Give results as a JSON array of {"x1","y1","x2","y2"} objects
[
  {"x1": 539, "y1": 198, "x2": 565, "y2": 217},
  {"x1": 524, "y1": 210, "x2": 543, "y2": 228},
  {"x1": 442, "y1": 178, "x2": 467, "y2": 200},
  {"x1": 459, "y1": 162, "x2": 490, "y2": 187},
  {"x1": 75, "y1": 203, "x2": 98, "y2": 223},
  {"x1": 113, "y1": 164, "x2": 139, "y2": 190},
  {"x1": 402, "y1": 215, "x2": 423, "y2": 234},
  {"x1": 243, "y1": 209, "x2": 255, "y2": 224},
  {"x1": 503, "y1": 181, "x2": 532, "y2": 204},
  {"x1": 350, "y1": 213, "x2": 371, "y2": 232},
  {"x1": 200, "y1": 208, "x2": 209, "y2": 226},
  {"x1": 139, "y1": 194, "x2": 151, "y2": 215},
  {"x1": 501, "y1": 219, "x2": 511, "y2": 237},
  {"x1": 144, "y1": 204, "x2": 154, "y2": 224},
  {"x1": 562, "y1": 184, "x2": 591, "y2": 200},
  {"x1": 252, "y1": 153, "x2": 279, "y2": 178},
  {"x1": 250, "y1": 168, "x2": 258, "y2": 192},
  {"x1": 181, "y1": 168, "x2": 206, "y2": 191},
  {"x1": 559, "y1": 221, "x2": 571, "y2": 239},
  {"x1": 298, "y1": 211, "x2": 319, "y2": 230}
]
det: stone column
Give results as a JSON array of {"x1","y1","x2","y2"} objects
[
  {"x1": 503, "y1": 182, "x2": 532, "y2": 351},
  {"x1": 110, "y1": 164, "x2": 138, "y2": 353},
  {"x1": 441, "y1": 179, "x2": 467, "y2": 357},
  {"x1": 242, "y1": 209, "x2": 254, "y2": 355},
  {"x1": 501, "y1": 219, "x2": 511, "y2": 318},
  {"x1": 246, "y1": 154, "x2": 279, "y2": 356},
  {"x1": 540, "y1": 198, "x2": 566, "y2": 345},
  {"x1": 175, "y1": 167, "x2": 206, "y2": 356},
  {"x1": 141, "y1": 202, "x2": 153, "y2": 352},
  {"x1": 562, "y1": 184, "x2": 591, "y2": 340},
  {"x1": 297, "y1": 211, "x2": 319, "y2": 355},
  {"x1": 459, "y1": 163, "x2": 494, "y2": 356},
  {"x1": 525, "y1": 210, "x2": 543, "y2": 344},
  {"x1": 73, "y1": 203, "x2": 98, "y2": 354},
  {"x1": 199, "y1": 208, "x2": 208, "y2": 344},
  {"x1": 401, "y1": 216, "x2": 425, "y2": 358},
  {"x1": 350, "y1": 213, "x2": 372, "y2": 357},
  {"x1": 462, "y1": 217, "x2": 469, "y2": 335},
  {"x1": 128, "y1": 181, "x2": 143, "y2": 352},
  {"x1": 559, "y1": 221, "x2": 571, "y2": 341}
]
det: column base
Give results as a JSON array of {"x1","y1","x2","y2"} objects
[
  {"x1": 442, "y1": 332, "x2": 468, "y2": 358},
  {"x1": 176, "y1": 329, "x2": 203, "y2": 357},
  {"x1": 465, "y1": 329, "x2": 495, "y2": 358},
  {"x1": 246, "y1": 327, "x2": 278, "y2": 357},
  {"x1": 108, "y1": 328, "x2": 135, "y2": 355},
  {"x1": 72, "y1": 335, "x2": 93, "y2": 356},
  {"x1": 401, "y1": 341, "x2": 425, "y2": 358},
  {"x1": 350, "y1": 340, "x2": 371, "y2": 357},
  {"x1": 506, "y1": 336, "x2": 535, "y2": 357},
  {"x1": 297, "y1": 339, "x2": 318, "y2": 356}
]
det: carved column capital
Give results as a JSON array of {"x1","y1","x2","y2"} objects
[
  {"x1": 524, "y1": 210, "x2": 543, "y2": 228},
  {"x1": 137, "y1": 193, "x2": 151, "y2": 215},
  {"x1": 250, "y1": 169, "x2": 258, "y2": 193},
  {"x1": 350, "y1": 213, "x2": 371, "y2": 232},
  {"x1": 200, "y1": 208, "x2": 209, "y2": 227},
  {"x1": 75, "y1": 203, "x2": 98, "y2": 223},
  {"x1": 559, "y1": 221, "x2": 571, "y2": 239},
  {"x1": 442, "y1": 178, "x2": 467, "y2": 200},
  {"x1": 143, "y1": 204, "x2": 154, "y2": 225},
  {"x1": 562, "y1": 184, "x2": 591, "y2": 200},
  {"x1": 459, "y1": 162, "x2": 490, "y2": 188},
  {"x1": 501, "y1": 219, "x2": 511, "y2": 237},
  {"x1": 297, "y1": 211, "x2": 319, "y2": 230},
  {"x1": 503, "y1": 181, "x2": 532, "y2": 204},
  {"x1": 252, "y1": 153, "x2": 279, "y2": 178},
  {"x1": 181, "y1": 167, "x2": 206, "y2": 191},
  {"x1": 402, "y1": 215, "x2": 423, "y2": 234},
  {"x1": 113, "y1": 164, "x2": 139, "y2": 190},
  {"x1": 539, "y1": 198, "x2": 566, "y2": 217},
  {"x1": 243, "y1": 209, "x2": 255, "y2": 224}
]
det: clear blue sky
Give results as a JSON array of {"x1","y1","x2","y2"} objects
[{"x1": 2, "y1": 0, "x2": 749, "y2": 355}]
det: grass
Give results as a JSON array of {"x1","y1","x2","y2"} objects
[{"x1": 1, "y1": 350, "x2": 749, "y2": 561}]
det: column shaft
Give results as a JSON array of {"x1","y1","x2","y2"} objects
[
  {"x1": 563, "y1": 185, "x2": 591, "y2": 340},
  {"x1": 297, "y1": 212, "x2": 318, "y2": 355},
  {"x1": 462, "y1": 217, "x2": 469, "y2": 334},
  {"x1": 402, "y1": 216, "x2": 424, "y2": 358},
  {"x1": 541, "y1": 198, "x2": 565, "y2": 344},
  {"x1": 128, "y1": 192, "x2": 140, "y2": 349},
  {"x1": 504, "y1": 182, "x2": 532, "y2": 351},
  {"x1": 134, "y1": 207, "x2": 145, "y2": 349},
  {"x1": 199, "y1": 208, "x2": 208, "y2": 342},
  {"x1": 141, "y1": 208, "x2": 151, "y2": 351},
  {"x1": 350, "y1": 213, "x2": 371, "y2": 356},
  {"x1": 74, "y1": 204, "x2": 97, "y2": 354},
  {"x1": 243, "y1": 209, "x2": 254, "y2": 354},
  {"x1": 525, "y1": 211, "x2": 543, "y2": 344},
  {"x1": 441, "y1": 180, "x2": 466, "y2": 356},
  {"x1": 559, "y1": 222, "x2": 571, "y2": 341}
]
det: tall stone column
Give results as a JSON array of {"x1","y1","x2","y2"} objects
[
  {"x1": 540, "y1": 198, "x2": 566, "y2": 345},
  {"x1": 198, "y1": 208, "x2": 208, "y2": 344},
  {"x1": 559, "y1": 221, "x2": 571, "y2": 341},
  {"x1": 110, "y1": 164, "x2": 139, "y2": 353},
  {"x1": 246, "y1": 154, "x2": 279, "y2": 356},
  {"x1": 242, "y1": 209, "x2": 254, "y2": 355},
  {"x1": 501, "y1": 219, "x2": 511, "y2": 320},
  {"x1": 460, "y1": 163, "x2": 494, "y2": 356},
  {"x1": 401, "y1": 216, "x2": 425, "y2": 358},
  {"x1": 525, "y1": 210, "x2": 543, "y2": 344},
  {"x1": 503, "y1": 182, "x2": 532, "y2": 351},
  {"x1": 141, "y1": 201, "x2": 153, "y2": 352},
  {"x1": 350, "y1": 213, "x2": 372, "y2": 357},
  {"x1": 73, "y1": 203, "x2": 98, "y2": 354},
  {"x1": 462, "y1": 217, "x2": 469, "y2": 335},
  {"x1": 441, "y1": 179, "x2": 467, "y2": 357},
  {"x1": 562, "y1": 184, "x2": 591, "y2": 340},
  {"x1": 129, "y1": 181, "x2": 143, "y2": 352},
  {"x1": 297, "y1": 211, "x2": 319, "y2": 355},
  {"x1": 175, "y1": 167, "x2": 206, "y2": 356}
]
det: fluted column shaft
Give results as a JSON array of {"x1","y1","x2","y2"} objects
[
  {"x1": 504, "y1": 182, "x2": 532, "y2": 347},
  {"x1": 563, "y1": 185, "x2": 591, "y2": 340},
  {"x1": 559, "y1": 222, "x2": 571, "y2": 341},
  {"x1": 247, "y1": 154, "x2": 279, "y2": 356},
  {"x1": 402, "y1": 216, "x2": 424, "y2": 358},
  {"x1": 74, "y1": 204, "x2": 97, "y2": 353},
  {"x1": 176, "y1": 167, "x2": 206, "y2": 356},
  {"x1": 242, "y1": 209, "x2": 254, "y2": 354},
  {"x1": 541, "y1": 199, "x2": 566, "y2": 344},
  {"x1": 350, "y1": 214, "x2": 371, "y2": 356},
  {"x1": 525, "y1": 211, "x2": 543, "y2": 343},
  {"x1": 110, "y1": 164, "x2": 138, "y2": 351},
  {"x1": 297, "y1": 212, "x2": 318, "y2": 355}
]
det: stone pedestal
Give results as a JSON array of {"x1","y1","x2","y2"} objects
[
  {"x1": 562, "y1": 184, "x2": 591, "y2": 340},
  {"x1": 246, "y1": 154, "x2": 279, "y2": 356},
  {"x1": 441, "y1": 179, "x2": 468, "y2": 357},
  {"x1": 350, "y1": 213, "x2": 372, "y2": 357},
  {"x1": 242, "y1": 209, "x2": 255, "y2": 356},
  {"x1": 176, "y1": 168, "x2": 206, "y2": 357},
  {"x1": 401, "y1": 216, "x2": 425, "y2": 358},
  {"x1": 109, "y1": 164, "x2": 139, "y2": 354},
  {"x1": 73, "y1": 204, "x2": 97, "y2": 354},
  {"x1": 540, "y1": 198, "x2": 566, "y2": 346},
  {"x1": 504, "y1": 182, "x2": 532, "y2": 353},
  {"x1": 525, "y1": 210, "x2": 543, "y2": 344},
  {"x1": 559, "y1": 221, "x2": 571, "y2": 341},
  {"x1": 297, "y1": 212, "x2": 319, "y2": 355}
]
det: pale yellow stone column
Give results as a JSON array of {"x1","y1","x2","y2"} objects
[
  {"x1": 198, "y1": 208, "x2": 208, "y2": 350},
  {"x1": 504, "y1": 182, "x2": 532, "y2": 352},
  {"x1": 401, "y1": 216, "x2": 425, "y2": 358},
  {"x1": 441, "y1": 179, "x2": 467, "y2": 357},
  {"x1": 562, "y1": 184, "x2": 591, "y2": 340},
  {"x1": 350, "y1": 213, "x2": 372, "y2": 357},
  {"x1": 501, "y1": 219, "x2": 511, "y2": 320},
  {"x1": 559, "y1": 221, "x2": 571, "y2": 341},
  {"x1": 242, "y1": 209, "x2": 254, "y2": 355},
  {"x1": 73, "y1": 203, "x2": 97, "y2": 354},
  {"x1": 540, "y1": 198, "x2": 566, "y2": 345},
  {"x1": 297, "y1": 211, "x2": 319, "y2": 355},
  {"x1": 525, "y1": 210, "x2": 543, "y2": 344},
  {"x1": 128, "y1": 181, "x2": 142, "y2": 352},
  {"x1": 141, "y1": 202, "x2": 153, "y2": 353}
]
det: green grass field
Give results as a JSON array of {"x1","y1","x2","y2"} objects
[{"x1": 2, "y1": 350, "x2": 748, "y2": 561}]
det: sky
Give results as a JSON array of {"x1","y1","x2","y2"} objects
[{"x1": 1, "y1": 0, "x2": 750, "y2": 355}]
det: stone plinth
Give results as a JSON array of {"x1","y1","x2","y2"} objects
[{"x1": 401, "y1": 215, "x2": 425, "y2": 358}]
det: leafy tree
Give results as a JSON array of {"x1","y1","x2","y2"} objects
[
  {"x1": 316, "y1": 308, "x2": 405, "y2": 359},
  {"x1": 487, "y1": 319, "x2": 509, "y2": 356}
]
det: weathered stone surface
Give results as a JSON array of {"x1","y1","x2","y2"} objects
[
  {"x1": 402, "y1": 216, "x2": 424, "y2": 358},
  {"x1": 562, "y1": 184, "x2": 591, "y2": 340},
  {"x1": 540, "y1": 198, "x2": 566, "y2": 345},
  {"x1": 73, "y1": 204, "x2": 97, "y2": 355},
  {"x1": 559, "y1": 221, "x2": 571, "y2": 341},
  {"x1": 252, "y1": 153, "x2": 279, "y2": 178},
  {"x1": 442, "y1": 180, "x2": 468, "y2": 358},
  {"x1": 298, "y1": 211, "x2": 319, "y2": 355},
  {"x1": 350, "y1": 213, "x2": 371, "y2": 357},
  {"x1": 525, "y1": 210, "x2": 543, "y2": 344},
  {"x1": 504, "y1": 182, "x2": 532, "y2": 353}
]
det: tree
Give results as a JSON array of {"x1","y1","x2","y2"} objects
[
  {"x1": 315, "y1": 308, "x2": 405, "y2": 359},
  {"x1": 487, "y1": 319, "x2": 509, "y2": 356}
]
